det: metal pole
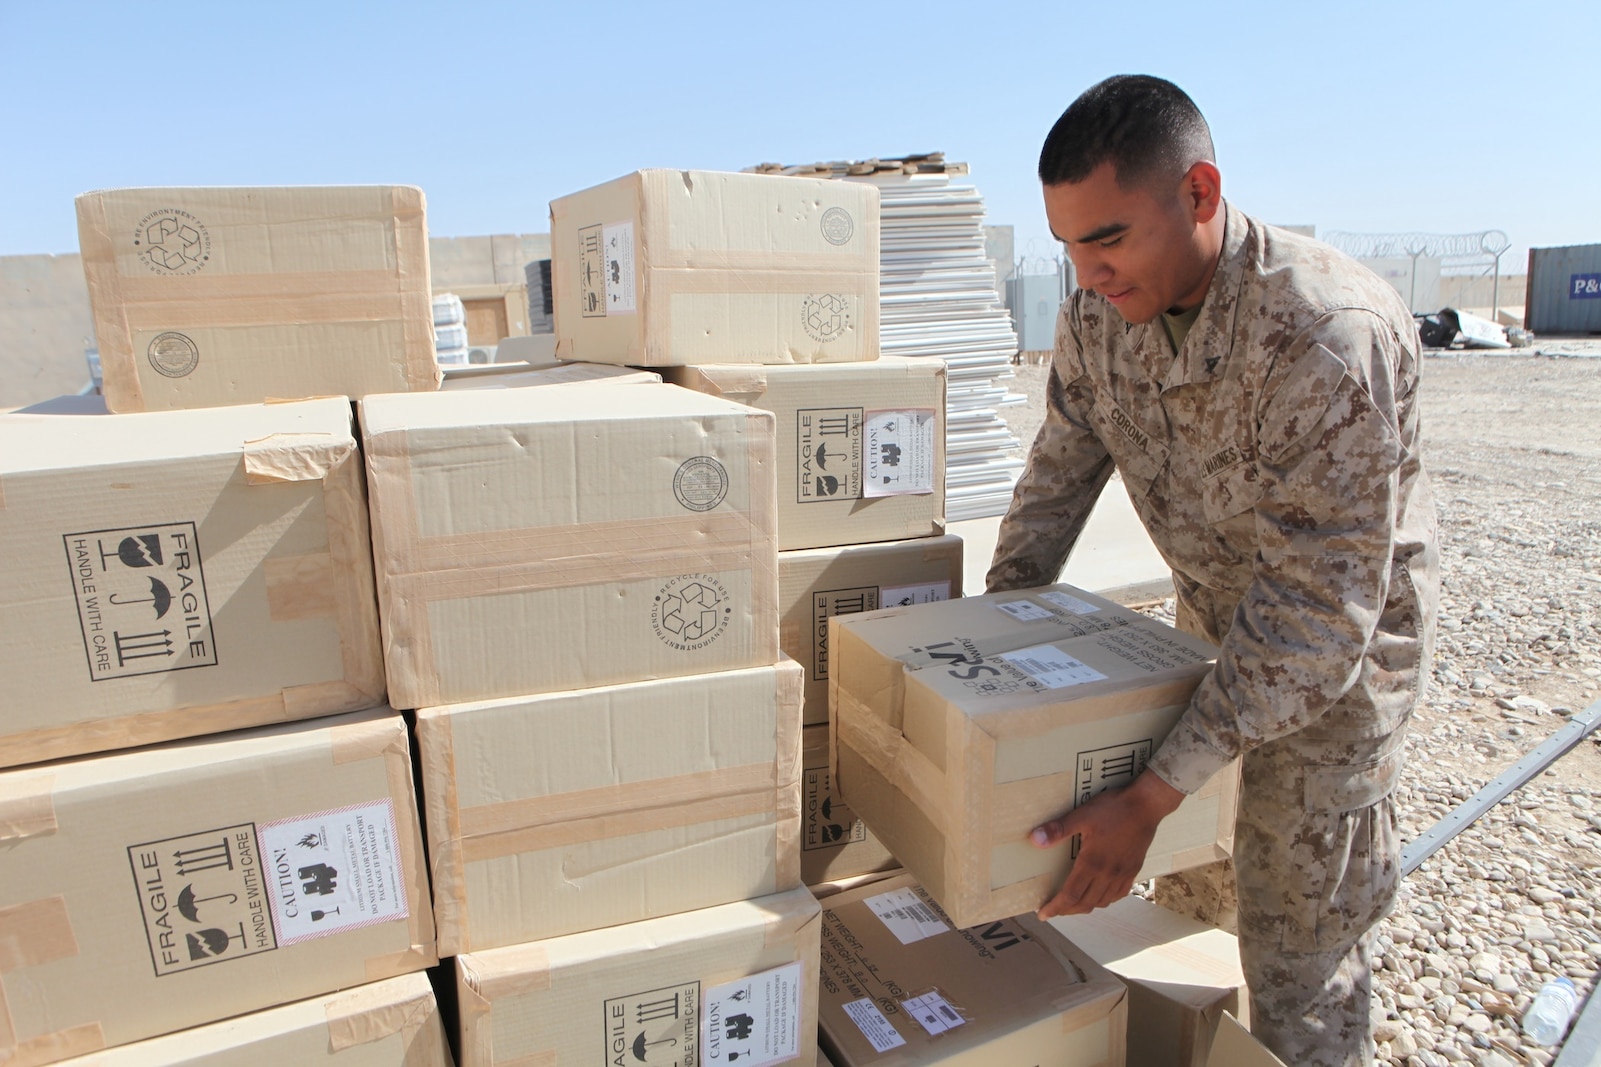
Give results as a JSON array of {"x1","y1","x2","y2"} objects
[{"x1": 1492, "y1": 249, "x2": 1504, "y2": 325}]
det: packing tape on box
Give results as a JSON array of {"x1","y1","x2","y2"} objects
[
  {"x1": 486, "y1": 945, "x2": 553, "y2": 1000},
  {"x1": 243, "y1": 434, "x2": 352, "y2": 485},
  {"x1": 0, "y1": 897, "x2": 79, "y2": 973},
  {"x1": 365, "y1": 945, "x2": 437, "y2": 983},
  {"x1": 325, "y1": 977, "x2": 437, "y2": 1052},
  {"x1": 835, "y1": 693, "x2": 948, "y2": 819},
  {"x1": 5, "y1": 693, "x2": 294, "y2": 770},
  {"x1": 498, "y1": 1052, "x2": 558, "y2": 1067},
  {"x1": 319, "y1": 438, "x2": 388, "y2": 705},
  {"x1": 0, "y1": 774, "x2": 56, "y2": 843},
  {"x1": 774, "y1": 664, "x2": 805, "y2": 891},
  {"x1": 390, "y1": 185, "x2": 440, "y2": 393},
  {"x1": 265, "y1": 552, "x2": 337, "y2": 621},
  {"x1": 2, "y1": 1022, "x2": 106, "y2": 1067}
]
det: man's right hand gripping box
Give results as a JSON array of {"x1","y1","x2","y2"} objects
[{"x1": 828, "y1": 584, "x2": 1239, "y2": 929}]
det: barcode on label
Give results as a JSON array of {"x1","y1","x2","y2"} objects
[
  {"x1": 995, "y1": 599, "x2": 1054, "y2": 623},
  {"x1": 843, "y1": 998, "x2": 906, "y2": 1053},
  {"x1": 998, "y1": 644, "x2": 1109, "y2": 689},
  {"x1": 1040, "y1": 590, "x2": 1101, "y2": 615},
  {"x1": 902, "y1": 991, "x2": 966, "y2": 1037},
  {"x1": 865, "y1": 887, "x2": 951, "y2": 944}
]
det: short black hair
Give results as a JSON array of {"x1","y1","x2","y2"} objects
[{"x1": 1038, "y1": 75, "x2": 1215, "y2": 188}]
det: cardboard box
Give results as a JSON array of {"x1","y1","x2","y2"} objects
[
  {"x1": 455, "y1": 886, "x2": 821, "y2": 1067},
  {"x1": 807, "y1": 869, "x2": 906, "y2": 902},
  {"x1": 0, "y1": 708, "x2": 436, "y2": 1065},
  {"x1": 0, "y1": 397, "x2": 384, "y2": 768},
  {"x1": 440, "y1": 361, "x2": 662, "y2": 390},
  {"x1": 76, "y1": 186, "x2": 438, "y2": 413},
  {"x1": 802, "y1": 725, "x2": 897, "y2": 888},
  {"x1": 361, "y1": 383, "x2": 779, "y2": 708},
  {"x1": 550, "y1": 170, "x2": 879, "y2": 366},
  {"x1": 829, "y1": 584, "x2": 1239, "y2": 928},
  {"x1": 780, "y1": 536, "x2": 963, "y2": 724},
  {"x1": 1049, "y1": 895, "x2": 1247, "y2": 1067},
  {"x1": 1205, "y1": 1015, "x2": 1286, "y2": 1067},
  {"x1": 817, "y1": 874, "x2": 1126, "y2": 1067},
  {"x1": 418, "y1": 659, "x2": 805, "y2": 954},
  {"x1": 49, "y1": 973, "x2": 451, "y2": 1066},
  {"x1": 818, "y1": 1050, "x2": 838, "y2": 1067},
  {"x1": 665, "y1": 360, "x2": 945, "y2": 550}
]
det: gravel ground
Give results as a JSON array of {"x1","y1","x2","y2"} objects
[{"x1": 1001, "y1": 354, "x2": 1601, "y2": 1064}]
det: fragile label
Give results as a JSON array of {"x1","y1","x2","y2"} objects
[
  {"x1": 64, "y1": 522, "x2": 217, "y2": 682},
  {"x1": 803, "y1": 766, "x2": 866, "y2": 851},
  {"x1": 842, "y1": 998, "x2": 906, "y2": 1054},
  {"x1": 603, "y1": 221, "x2": 637, "y2": 313},
  {"x1": 879, "y1": 580, "x2": 951, "y2": 608},
  {"x1": 863, "y1": 409, "x2": 936, "y2": 497},
  {"x1": 605, "y1": 981, "x2": 699, "y2": 1067},
  {"x1": 256, "y1": 800, "x2": 408, "y2": 946},
  {"x1": 865, "y1": 887, "x2": 950, "y2": 944},
  {"x1": 995, "y1": 599, "x2": 1054, "y2": 623},
  {"x1": 1076, "y1": 740, "x2": 1155, "y2": 807},
  {"x1": 702, "y1": 962, "x2": 804, "y2": 1067},
  {"x1": 578, "y1": 225, "x2": 606, "y2": 317},
  {"x1": 998, "y1": 644, "x2": 1109, "y2": 689},
  {"x1": 128, "y1": 823, "x2": 276, "y2": 977},
  {"x1": 903, "y1": 991, "x2": 966, "y2": 1037},
  {"x1": 1039, "y1": 590, "x2": 1101, "y2": 615},
  {"x1": 813, "y1": 585, "x2": 879, "y2": 682},
  {"x1": 797, "y1": 407, "x2": 862, "y2": 503}
]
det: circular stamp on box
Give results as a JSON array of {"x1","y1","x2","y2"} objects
[
  {"x1": 147, "y1": 332, "x2": 200, "y2": 378},
  {"x1": 650, "y1": 574, "x2": 733, "y2": 651},
  {"x1": 801, "y1": 293, "x2": 850, "y2": 344},
  {"x1": 820, "y1": 206, "x2": 854, "y2": 246},
  {"x1": 132, "y1": 208, "x2": 211, "y2": 276},
  {"x1": 673, "y1": 456, "x2": 729, "y2": 512}
]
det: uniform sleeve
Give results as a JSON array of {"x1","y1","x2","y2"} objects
[
  {"x1": 1148, "y1": 310, "x2": 1412, "y2": 794},
  {"x1": 986, "y1": 299, "x2": 1115, "y2": 593}
]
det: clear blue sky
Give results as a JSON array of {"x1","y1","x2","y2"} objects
[{"x1": 4, "y1": 0, "x2": 1596, "y2": 271}]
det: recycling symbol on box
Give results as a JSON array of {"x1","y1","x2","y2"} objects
[{"x1": 651, "y1": 574, "x2": 733, "y2": 651}]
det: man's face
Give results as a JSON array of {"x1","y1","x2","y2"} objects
[{"x1": 1045, "y1": 160, "x2": 1215, "y2": 325}]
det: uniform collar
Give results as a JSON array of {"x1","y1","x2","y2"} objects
[{"x1": 1157, "y1": 201, "x2": 1252, "y2": 391}]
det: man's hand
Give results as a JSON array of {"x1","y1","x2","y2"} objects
[{"x1": 1030, "y1": 771, "x2": 1186, "y2": 919}]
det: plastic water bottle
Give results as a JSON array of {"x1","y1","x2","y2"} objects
[{"x1": 1522, "y1": 976, "x2": 1578, "y2": 1046}]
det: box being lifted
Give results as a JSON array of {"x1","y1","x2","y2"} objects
[
  {"x1": 455, "y1": 886, "x2": 821, "y2": 1067},
  {"x1": 361, "y1": 382, "x2": 779, "y2": 708},
  {"x1": 550, "y1": 169, "x2": 879, "y2": 366},
  {"x1": 0, "y1": 709, "x2": 435, "y2": 1066},
  {"x1": 0, "y1": 397, "x2": 385, "y2": 769},
  {"x1": 47, "y1": 973, "x2": 452, "y2": 1066},
  {"x1": 817, "y1": 873, "x2": 1127, "y2": 1067},
  {"x1": 417, "y1": 659, "x2": 805, "y2": 955},
  {"x1": 829, "y1": 584, "x2": 1239, "y2": 929},
  {"x1": 802, "y1": 724, "x2": 898, "y2": 888},
  {"x1": 77, "y1": 186, "x2": 439, "y2": 413},
  {"x1": 665, "y1": 358, "x2": 945, "y2": 550}
]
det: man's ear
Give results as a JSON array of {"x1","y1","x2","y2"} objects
[{"x1": 1184, "y1": 160, "x2": 1222, "y2": 224}]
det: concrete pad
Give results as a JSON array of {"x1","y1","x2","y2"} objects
[{"x1": 949, "y1": 474, "x2": 1170, "y2": 602}]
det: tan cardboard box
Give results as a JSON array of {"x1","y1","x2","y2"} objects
[
  {"x1": 780, "y1": 535, "x2": 963, "y2": 725},
  {"x1": 550, "y1": 169, "x2": 879, "y2": 366},
  {"x1": 361, "y1": 382, "x2": 779, "y2": 708},
  {"x1": 802, "y1": 725, "x2": 897, "y2": 888},
  {"x1": 417, "y1": 659, "x2": 805, "y2": 954},
  {"x1": 1206, "y1": 1015, "x2": 1286, "y2": 1067},
  {"x1": 0, "y1": 708, "x2": 436, "y2": 1066},
  {"x1": 817, "y1": 873, "x2": 1127, "y2": 1067},
  {"x1": 1049, "y1": 895, "x2": 1247, "y2": 1067},
  {"x1": 50, "y1": 973, "x2": 451, "y2": 1066},
  {"x1": 829, "y1": 584, "x2": 1239, "y2": 928},
  {"x1": 76, "y1": 186, "x2": 438, "y2": 413},
  {"x1": 455, "y1": 887, "x2": 821, "y2": 1067},
  {"x1": 440, "y1": 361, "x2": 662, "y2": 390},
  {"x1": 818, "y1": 1049, "x2": 838, "y2": 1067},
  {"x1": 807, "y1": 869, "x2": 906, "y2": 902},
  {"x1": 0, "y1": 397, "x2": 384, "y2": 768},
  {"x1": 665, "y1": 360, "x2": 944, "y2": 550}
]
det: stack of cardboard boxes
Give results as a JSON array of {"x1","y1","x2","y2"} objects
[{"x1": 0, "y1": 186, "x2": 449, "y2": 1065}]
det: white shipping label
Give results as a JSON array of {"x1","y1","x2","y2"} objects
[
  {"x1": 879, "y1": 580, "x2": 951, "y2": 608},
  {"x1": 842, "y1": 998, "x2": 907, "y2": 1054},
  {"x1": 998, "y1": 644, "x2": 1109, "y2": 689},
  {"x1": 702, "y1": 962, "x2": 804, "y2": 1067},
  {"x1": 602, "y1": 222, "x2": 637, "y2": 314},
  {"x1": 865, "y1": 887, "x2": 950, "y2": 945},
  {"x1": 902, "y1": 991, "x2": 966, "y2": 1037},
  {"x1": 1040, "y1": 590, "x2": 1101, "y2": 615},
  {"x1": 863, "y1": 409, "x2": 936, "y2": 497},
  {"x1": 995, "y1": 599, "x2": 1054, "y2": 623},
  {"x1": 256, "y1": 800, "x2": 408, "y2": 946}
]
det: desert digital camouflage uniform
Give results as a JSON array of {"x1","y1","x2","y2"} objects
[{"x1": 989, "y1": 202, "x2": 1439, "y2": 1067}]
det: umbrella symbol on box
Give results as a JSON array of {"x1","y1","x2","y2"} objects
[
  {"x1": 814, "y1": 442, "x2": 834, "y2": 470},
  {"x1": 176, "y1": 885, "x2": 237, "y2": 922},
  {"x1": 632, "y1": 1034, "x2": 677, "y2": 1061},
  {"x1": 109, "y1": 577, "x2": 172, "y2": 619}
]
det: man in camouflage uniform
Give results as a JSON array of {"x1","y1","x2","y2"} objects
[{"x1": 990, "y1": 76, "x2": 1438, "y2": 1066}]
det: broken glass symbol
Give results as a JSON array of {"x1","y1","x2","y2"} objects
[
  {"x1": 815, "y1": 475, "x2": 840, "y2": 496},
  {"x1": 100, "y1": 534, "x2": 162, "y2": 570},
  {"x1": 186, "y1": 924, "x2": 246, "y2": 960}
]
